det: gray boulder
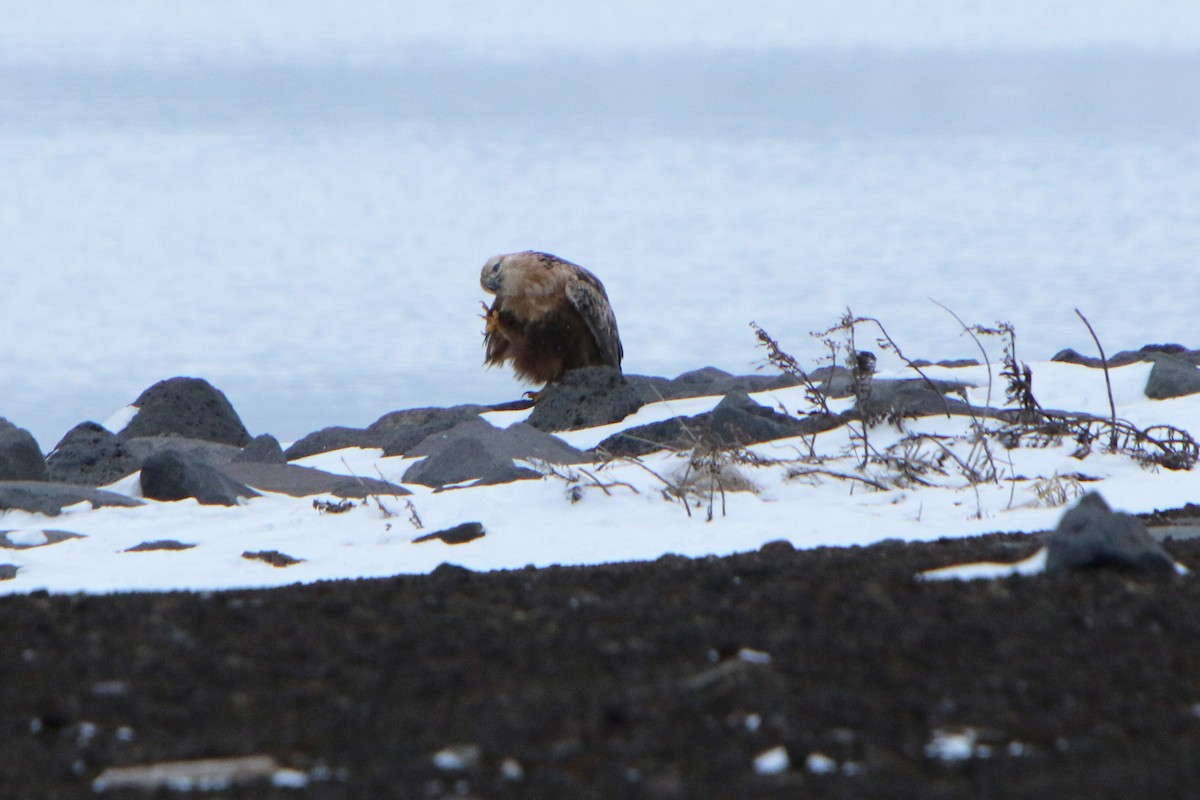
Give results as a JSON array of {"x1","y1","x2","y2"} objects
[
  {"x1": 283, "y1": 426, "x2": 379, "y2": 461},
  {"x1": 217, "y1": 462, "x2": 410, "y2": 499},
  {"x1": 370, "y1": 406, "x2": 488, "y2": 457},
  {"x1": 0, "y1": 422, "x2": 48, "y2": 481},
  {"x1": 626, "y1": 367, "x2": 808, "y2": 404},
  {"x1": 283, "y1": 406, "x2": 490, "y2": 461},
  {"x1": 1052, "y1": 343, "x2": 1200, "y2": 369},
  {"x1": 124, "y1": 436, "x2": 244, "y2": 467},
  {"x1": 140, "y1": 450, "x2": 259, "y2": 506},
  {"x1": 597, "y1": 392, "x2": 840, "y2": 457},
  {"x1": 526, "y1": 367, "x2": 644, "y2": 432},
  {"x1": 855, "y1": 379, "x2": 974, "y2": 420},
  {"x1": 1046, "y1": 492, "x2": 1176, "y2": 574},
  {"x1": 233, "y1": 434, "x2": 287, "y2": 464},
  {"x1": 709, "y1": 390, "x2": 831, "y2": 446},
  {"x1": 406, "y1": 419, "x2": 586, "y2": 464},
  {"x1": 1144, "y1": 354, "x2": 1200, "y2": 400},
  {"x1": 0, "y1": 482, "x2": 143, "y2": 516},
  {"x1": 120, "y1": 377, "x2": 251, "y2": 446},
  {"x1": 46, "y1": 422, "x2": 139, "y2": 486},
  {"x1": 596, "y1": 417, "x2": 697, "y2": 457},
  {"x1": 402, "y1": 438, "x2": 541, "y2": 488},
  {"x1": 0, "y1": 529, "x2": 84, "y2": 549}
]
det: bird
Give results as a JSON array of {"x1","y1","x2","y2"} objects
[{"x1": 480, "y1": 251, "x2": 623, "y2": 391}]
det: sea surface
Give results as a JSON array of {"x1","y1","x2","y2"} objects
[{"x1": 3, "y1": 2, "x2": 1199, "y2": 447}]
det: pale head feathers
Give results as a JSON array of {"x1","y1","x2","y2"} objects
[{"x1": 480, "y1": 251, "x2": 576, "y2": 321}]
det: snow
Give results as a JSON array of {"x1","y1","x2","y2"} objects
[
  {"x1": 922, "y1": 550, "x2": 1051, "y2": 582},
  {"x1": 924, "y1": 729, "x2": 980, "y2": 761},
  {"x1": 805, "y1": 752, "x2": 839, "y2": 775},
  {"x1": 1, "y1": 358, "x2": 1198, "y2": 595},
  {"x1": 753, "y1": 746, "x2": 791, "y2": 776}
]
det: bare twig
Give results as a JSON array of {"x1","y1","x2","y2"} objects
[
  {"x1": 784, "y1": 466, "x2": 890, "y2": 491},
  {"x1": 930, "y1": 298, "x2": 994, "y2": 409},
  {"x1": 1074, "y1": 308, "x2": 1119, "y2": 450},
  {"x1": 751, "y1": 321, "x2": 833, "y2": 415}
]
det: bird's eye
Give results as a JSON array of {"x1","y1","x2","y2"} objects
[{"x1": 491, "y1": 262, "x2": 501, "y2": 272}]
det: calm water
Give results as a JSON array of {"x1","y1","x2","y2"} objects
[{"x1": 3, "y1": 9, "x2": 1200, "y2": 447}]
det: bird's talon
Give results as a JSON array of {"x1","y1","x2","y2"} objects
[{"x1": 481, "y1": 302, "x2": 503, "y2": 334}]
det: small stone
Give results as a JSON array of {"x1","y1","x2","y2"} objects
[
  {"x1": 413, "y1": 522, "x2": 486, "y2": 545},
  {"x1": 124, "y1": 540, "x2": 196, "y2": 552},
  {"x1": 242, "y1": 550, "x2": 304, "y2": 568}
]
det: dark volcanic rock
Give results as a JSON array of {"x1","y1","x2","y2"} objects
[
  {"x1": 402, "y1": 438, "x2": 541, "y2": 488},
  {"x1": 856, "y1": 379, "x2": 965, "y2": 419},
  {"x1": 124, "y1": 540, "x2": 196, "y2": 552},
  {"x1": 120, "y1": 377, "x2": 251, "y2": 446},
  {"x1": 369, "y1": 406, "x2": 488, "y2": 457},
  {"x1": 233, "y1": 434, "x2": 287, "y2": 464},
  {"x1": 708, "y1": 390, "x2": 826, "y2": 446},
  {"x1": 284, "y1": 407, "x2": 491, "y2": 461},
  {"x1": 0, "y1": 529, "x2": 84, "y2": 549},
  {"x1": 407, "y1": 419, "x2": 586, "y2": 464},
  {"x1": 0, "y1": 564, "x2": 17, "y2": 581},
  {"x1": 283, "y1": 426, "x2": 378, "y2": 461},
  {"x1": 0, "y1": 421, "x2": 48, "y2": 482},
  {"x1": 0, "y1": 482, "x2": 143, "y2": 516},
  {"x1": 598, "y1": 392, "x2": 840, "y2": 457},
  {"x1": 413, "y1": 522, "x2": 486, "y2": 545},
  {"x1": 123, "y1": 436, "x2": 243, "y2": 467},
  {"x1": 526, "y1": 367, "x2": 644, "y2": 432},
  {"x1": 1047, "y1": 492, "x2": 1177, "y2": 574},
  {"x1": 217, "y1": 462, "x2": 410, "y2": 499},
  {"x1": 139, "y1": 450, "x2": 259, "y2": 506},
  {"x1": 46, "y1": 422, "x2": 139, "y2": 486},
  {"x1": 242, "y1": 550, "x2": 304, "y2": 567},
  {"x1": 1052, "y1": 343, "x2": 1200, "y2": 370},
  {"x1": 596, "y1": 416, "x2": 696, "y2": 457},
  {"x1": 626, "y1": 366, "x2": 808, "y2": 404},
  {"x1": 1144, "y1": 353, "x2": 1200, "y2": 400}
]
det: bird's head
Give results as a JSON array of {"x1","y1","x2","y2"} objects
[{"x1": 480, "y1": 254, "x2": 507, "y2": 295}]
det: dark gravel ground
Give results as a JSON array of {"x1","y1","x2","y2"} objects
[{"x1": 6, "y1": 513, "x2": 1200, "y2": 799}]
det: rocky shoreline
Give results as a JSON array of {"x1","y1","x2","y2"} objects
[
  {"x1": 4, "y1": 347, "x2": 1200, "y2": 795},
  {"x1": 3, "y1": 342, "x2": 1200, "y2": 518}
]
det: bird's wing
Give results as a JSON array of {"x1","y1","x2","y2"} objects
[{"x1": 565, "y1": 267, "x2": 623, "y2": 369}]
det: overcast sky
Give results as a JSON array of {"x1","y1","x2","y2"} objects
[{"x1": 4, "y1": 0, "x2": 1200, "y2": 65}]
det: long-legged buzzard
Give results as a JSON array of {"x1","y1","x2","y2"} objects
[{"x1": 480, "y1": 251, "x2": 623, "y2": 387}]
